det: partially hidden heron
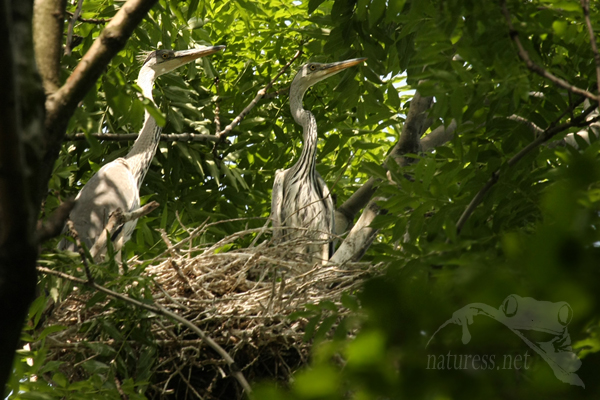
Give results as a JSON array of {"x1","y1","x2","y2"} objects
[
  {"x1": 271, "y1": 57, "x2": 366, "y2": 265},
  {"x1": 59, "y1": 45, "x2": 226, "y2": 260}
]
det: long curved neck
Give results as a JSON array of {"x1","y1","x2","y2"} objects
[
  {"x1": 290, "y1": 87, "x2": 318, "y2": 182},
  {"x1": 126, "y1": 66, "x2": 162, "y2": 189}
]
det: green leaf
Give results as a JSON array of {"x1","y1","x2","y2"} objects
[
  {"x1": 81, "y1": 359, "x2": 110, "y2": 374},
  {"x1": 356, "y1": 0, "x2": 369, "y2": 20},
  {"x1": 37, "y1": 325, "x2": 67, "y2": 341},
  {"x1": 341, "y1": 293, "x2": 359, "y2": 311},
  {"x1": 142, "y1": 98, "x2": 166, "y2": 127},
  {"x1": 346, "y1": 330, "x2": 386, "y2": 366},
  {"x1": 308, "y1": 0, "x2": 326, "y2": 14},
  {"x1": 320, "y1": 134, "x2": 340, "y2": 158},
  {"x1": 387, "y1": 83, "x2": 400, "y2": 110},
  {"x1": 315, "y1": 315, "x2": 338, "y2": 341},
  {"x1": 52, "y1": 372, "x2": 68, "y2": 388},
  {"x1": 369, "y1": 0, "x2": 386, "y2": 27},
  {"x1": 293, "y1": 365, "x2": 340, "y2": 397}
]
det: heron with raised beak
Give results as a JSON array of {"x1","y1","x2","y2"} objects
[
  {"x1": 59, "y1": 45, "x2": 226, "y2": 260},
  {"x1": 271, "y1": 57, "x2": 366, "y2": 265}
]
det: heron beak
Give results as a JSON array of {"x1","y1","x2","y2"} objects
[
  {"x1": 172, "y1": 45, "x2": 226, "y2": 67},
  {"x1": 320, "y1": 57, "x2": 367, "y2": 76}
]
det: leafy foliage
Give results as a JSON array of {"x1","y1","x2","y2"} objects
[{"x1": 13, "y1": 0, "x2": 600, "y2": 398}]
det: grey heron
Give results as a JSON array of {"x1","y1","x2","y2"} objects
[
  {"x1": 59, "y1": 45, "x2": 226, "y2": 260},
  {"x1": 271, "y1": 57, "x2": 366, "y2": 265}
]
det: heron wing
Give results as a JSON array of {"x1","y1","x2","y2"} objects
[
  {"x1": 60, "y1": 159, "x2": 139, "y2": 251},
  {"x1": 316, "y1": 171, "x2": 335, "y2": 258},
  {"x1": 271, "y1": 168, "x2": 288, "y2": 240}
]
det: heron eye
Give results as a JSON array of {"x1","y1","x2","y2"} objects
[
  {"x1": 309, "y1": 65, "x2": 316, "y2": 71},
  {"x1": 162, "y1": 53, "x2": 169, "y2": 59}
]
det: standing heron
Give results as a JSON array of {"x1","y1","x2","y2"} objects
[
  {"x1": 59, "y1": 45, "x2": 226, "y2": 260},
  {"x1": 271, "y1": 58, "x2": 366, "y2": 265}
]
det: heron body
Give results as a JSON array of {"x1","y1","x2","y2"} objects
[
  {"x1": 59, "y1": 46, "x2": 225, "y2": 259},
  {"x1": 271, "y1": 58, "x2": 366, "y2": 265}
]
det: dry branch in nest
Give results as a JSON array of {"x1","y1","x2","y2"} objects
[{"x1": 44, "y1": 224, "x2": 382, "y2": 398}]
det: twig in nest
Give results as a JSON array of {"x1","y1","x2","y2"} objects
[
  {"x1": 66, "y1": 220, "x2": 93, "y2": 282},
  {"x1": 114, "y1": 375, "x2": 128, "y2": 400},
  {"x1": 36, "y1": 265, "x2": 253, "y2": 395}
]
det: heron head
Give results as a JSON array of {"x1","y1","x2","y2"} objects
[
  {"x1": 291, "y1": 57, "x2": 367, "y2": 94},
  {"x1": 142, "y1": 45, "x2": 226, "y2": 76}
]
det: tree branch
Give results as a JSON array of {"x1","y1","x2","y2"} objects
[
  {"x1": 336, "y1": 90, "x2": 434, "y2": 234},
  {"x1": 33, "y1": 0, "x2": 66, "y2": 94},
  {"x1": 505, "y1": 115, "x2": 543, "y2": 136},
  {"x1": 36, "y1": 265, "x2": 253, "y2": 394},
  {"x1": 66, "y1": 132, "x2": 220, "y2": 143},
  {"x1": 214, "y1": 49, "x2": 303, "y2": 142},
  {"x1": 66, "y1": 10, "x2": 110, "y2": 24},
  {"x1": 214, "y1": 77, "x2": 221, "y2": 135},
  {"x1": 389, "y1": 91, "x2": 433, "y2": 167},
  {"x1": 501, "y1": 0, "x2": 599, "y2": 103},
  {"x1": 421, "y1": 119, "x2": 458, "y2": 151},
  {"x1": 334, "y1": 177, "x2": 376, "y2": 235},
  {"x1": 456, "y1": 100, "x2": 597, "y2": 235},
  {"x1": 36, "y1": 199, "x2": 75, "y2": 242},
  {"x1": 330, "y1": 199, "x2": 381, "y2": 264},
  {"x1": 564, "y1": 101, "x2": 600, "y2": 148},
  {"x1": 64, "y1": 0, "x2": 82, "y2": 56},
  {"x1": 581, "y1": 0, "x2": 600, "y2": 95}
]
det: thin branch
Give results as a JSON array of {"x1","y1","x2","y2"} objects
[
  {"x1": 65, "y1": 132, "x2": 220, "y2": 143},
  {"x1": 263, "y1": 86, "x2": 290, "y2": 100},
  {"x1": 66, "y1": 10, "x2": 111, "y2": 24},
  {"x1": 66, "y1": 220, "x2": 94, "y2": 281},
  {"x1": 505, "y1": 115, "x2": 544, "y2": 136},
  {"x1": 456, "y1": 100, "x2": 598, "y2": 235},
  {"x1": 64, "y1": 0, "x2": 83, "y2": 56},
  {"x1": 581, "y1": 0, "x2": 600, "y2": 94},
  {"x1": 214, "y1": 76, "x2": 221, "y2": 135},
  {"x1": 214, "y1": 49, "x2": 303, "y2": 142},
  {"x1": 114, "y1": 376, "x2": 129, "y2": 400},
  {"x1": 36, "y1": 199, "x2": 76, "y2": 242},
  {"x1": 36, "y1": 265, "x2": 253, "y2": 394},
  {"x1": 89, "y1": 201, "x2": 159, "y2": 261},
  {"x1": 501, "y1": 0, "x2": 599, "y2": 102}
]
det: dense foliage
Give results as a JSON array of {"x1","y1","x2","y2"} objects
[{"x1": 8, "y1": 0, "x2": 600, "y2": 398}]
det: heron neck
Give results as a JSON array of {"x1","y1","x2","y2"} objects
[
  {"x1": 290, "y1": 93, "x2": 318, "y2": 181},
  {"x1": 126, "y1": 67, "x2": 162, "y2": 189}
]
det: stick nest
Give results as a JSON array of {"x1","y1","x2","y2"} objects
[{"x1": 46, "y1": 227, "x2": 382, "y2": 398}]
